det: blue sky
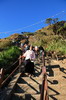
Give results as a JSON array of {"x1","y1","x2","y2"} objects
[{"x1": 0, "y1": 0, "x2": 66, "y2": 38}]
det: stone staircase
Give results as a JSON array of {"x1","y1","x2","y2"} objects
[
  {"x1": 47, "y1": 59, "x2": 66, "y2": 100},
  {"x1": 10, "y1": 60, "x2": 42, "y2": 100},
  {"x1": 4, "y1": 57, "x2": 66, "y2": 100}
]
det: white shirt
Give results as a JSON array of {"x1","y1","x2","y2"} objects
[{"x1": 23, "y1": 50, "x2": 35, "y2": 60}]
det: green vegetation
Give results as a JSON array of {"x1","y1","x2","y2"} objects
[
  {"x1": 29, "y1": 34, "x2": 66, "y2": 55},
  {"x1": 22, "y1": 32, "x2": 35, "y2": 36},
  {"x1": 45, "y1": 18, "x2": 52, "y2": 25},
  {"x1": 46, "y1": 39, "x2": 66, "y2": 55},
  {"x1": 0, "y1": 39, "x2": 12, "y2": 50},
  {"x1": 45, "y1": 18, "x2": 59, "y2": 25},
  {"x1": 53, "y1": 21, "x2": 66, "y2": 37},
  {"x1": 29, "y1": 20, "x2": 66, "y2": 55},
  {"x1": 0, "y1": 46, "x2": 21, "y2": 69}
]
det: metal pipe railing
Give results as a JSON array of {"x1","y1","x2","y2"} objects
[
  {"x1": 0, "y1": 68, "x2": 5, "y2": 86},
  {"x1": 40, "y1": 52, "x2": 49, "y2": 100},
  {"x1": 0, "y1": 55, "x2": 22, "y2": 88}
]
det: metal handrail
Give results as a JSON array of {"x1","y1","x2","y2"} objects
[
  {"x1": 40, "y1": 52, "x2": 49, "y2": 100},
  {"x1": 0, "y1": 55, "x2": 22, "y2": 88},
  {"x1": 5, "y1": 58, "x2": 19, "y2": 74}
]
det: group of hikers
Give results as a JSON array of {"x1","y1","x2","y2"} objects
[{"x1": 20, "y1": 43, "x2": 44, "y2": 77}]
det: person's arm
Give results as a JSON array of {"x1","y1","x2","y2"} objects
[
  {"x1": 23, "y1": 51, "x2": 27, "y2": 57},
  {"x1": 19, "y1": 55, "x2": 24, "y2": 59},
  {"x1": 19, "y1": 51, "x2": 27, "y2": 59}
]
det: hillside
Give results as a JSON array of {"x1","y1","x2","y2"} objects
[
  {"x1": 0, "y1": 33, "x2": 28, "y2": 51},
  {"x1": 35, "y1": 21, "x2": 66, "y2": 36},
  {"x1": 0, "y1": 21, "x2": 66, "y2": 55},
  {"x1": 29, "y1": 21, "x2": 66, "y2": 55},
  {"x1": 36, "y1": 25, "x2": 54, "y2": 35}
]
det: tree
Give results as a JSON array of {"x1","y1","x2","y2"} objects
[
  {"x1": 53, "y1": 25, "x2": 57, "y2": 35},
  {"x1": 45, "y1": 18, "x2": 52, "y2": 25},
  {"x1": 53, "y1": 18, "x2": 59, "y2": 24},
  {"x1": 64, "y1": 23, "x2": 66, "y2": 28}
]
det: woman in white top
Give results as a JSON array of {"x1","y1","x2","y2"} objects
[
  {"x1": 22, "y1": 46, "x2": 35, "y2": 76},
  {"x1": 23, "y1": 46, "x2": 35, "y2": 61}
]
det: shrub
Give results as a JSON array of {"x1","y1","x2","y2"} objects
[
  {"x1": 0, "y1": 46, "x2": 21, "y2": 69},
  {"x1": 46, "y1": 40, "x2": 66, "y2": 55},
  {"x1": 0, "y1": 39, "x2": 12, "y2": 50}
]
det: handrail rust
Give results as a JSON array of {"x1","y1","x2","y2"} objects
[
  {"x1": 40, "y1": 52, "x2": 49, "y2": 100},
  {"x1": 0, "y1": 55, "x2": 22, "y2": 88}
]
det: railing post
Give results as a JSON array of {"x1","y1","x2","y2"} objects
[
  {"x1": 42, "y1": 52, "x2": 45, "y2": 67},
  {"x1": 41, "y1": 51, "x2": 46, "y2": 75},
  {"x1": 19, "y1": 55, "x2": 22, "y2": 72},
  {"x1": 0, "y1": 68, "x2": 4, "y2": 87},
  {"x1": 40, "y1": 74, "x2": 45, "y2": 100},
  {"x1": 40, "y1": 51, "x2": 49, "y2": 100}
]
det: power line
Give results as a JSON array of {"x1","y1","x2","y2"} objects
[{"x1": 0, "y1": 11, "x2": 65, "y2": 34}]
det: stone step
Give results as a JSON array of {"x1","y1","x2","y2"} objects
[
  {"x1": 48, "y1": 79, "x2": 66, "y2": 88},
  {"x1": 12, "y1": 89, "x2": 66, "y2": 100},
  {"x1": 19, "y1": 77, "x2": 42, "y2": 84},
  {"x1": 48, "y1": 79, "x2": 66, "y2": 85},
  {"x1": 35, "y1": 67, "x2": 41, "y2": 72},
  {"x1": 46, "y1": 69, "x2": 63, "y2": 77},
  {"x1": 53, "y1": 71, "x2": 65, "y2": 77},
  {"x1": 47, "y1": 75, "x2": 66, "y2": 80},
  {"x1": 48, "y1": 85, "x2": 66, "y2": 95},
  {"x1": 11, "y1": 93, "x2": 40, "y2": 100},
  {"x1": 15, "y1": 83, "x2": 41, "y2": 94},
  {"x1": 47, "y1": 75, "x2": 65, "y2": 78},
  {"x1": 49, "y1": 95, "x2": 66, "y2": 100},
  {"x1": 47, "y1": 76, "x2": 66, "y2": 84},
  {"x1": 31, "y1": 94, "x2": 40, "y2": 100},
  {"x1": 47, "y1": 72, "x2": 66, "y2": 78}
]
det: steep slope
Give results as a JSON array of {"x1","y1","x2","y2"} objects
[{"x1": 36, "y1": 25, "x2": 54, "y2": 35}]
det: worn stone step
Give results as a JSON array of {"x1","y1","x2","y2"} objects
[
  {"x1": 47, "y1": 74, "x2": 66, "y2": 79},
  {"x1": 31, "y1": 94, "x2": 40, "y2": 100},
  {"x1": 47, "y1": 70, "x2": 63, "y2": 77},
  {"x1": 48, "y1": 80, "x2": 66, "y2": 85},
  {"x1": 47, "y1": 76, "x2": 66, "y2": 85},
  {"x1": 15, "y1": 83, "x2": 41, "y2": 94},
  {"x1": 19, "y1": 77, "x2": 42, "y2": 84},
  {"x1": 49, "y1": 95, "x2": 66, "y2": 100},
  {"x1": 53, "y1": 71, "x2": 65, "y2": 76},
  {"x1": 48, "y1": 85, "x2": 66, "y2": 95},
  {"x1": 11, "y1": 93, "x2": 40, "y2": 100}
]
